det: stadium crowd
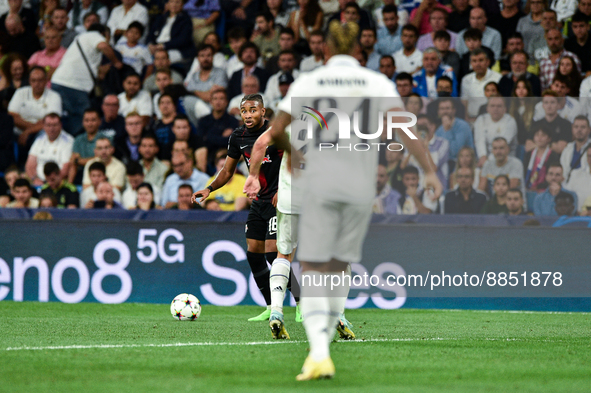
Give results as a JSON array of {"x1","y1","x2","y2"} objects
[{"x1": 0, "y1": 0, "x2": 590, "y2": 216}]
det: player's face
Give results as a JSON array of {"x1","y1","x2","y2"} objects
[
  {"x1": 493, "y1": 177, "x2": 509, "y2": 197},
  {"x1": 139, "y1": 138, "x2": 158, "y2": 160},
  {"x1": 240, "y1": 100, "x2": 265, "y2": 129},
  {"x1": 123, "y1": 77, "x2": 141, "y2": 97},
  {"x1": 492, "y1": 140, "x2": 509, "y2": 161},
  {"x1": 83, "y1": 112, "x2": 101, "y2": 134}
]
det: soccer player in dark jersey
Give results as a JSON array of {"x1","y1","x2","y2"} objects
[{"x1": 192, "y1": 93, "x2": 295, "y2": 321}]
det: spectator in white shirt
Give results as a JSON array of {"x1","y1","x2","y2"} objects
[
  {"x1": 461, "y1": 48, "x2": 502, "y2": 119},
  {"x1": 533, "y1": 75, "x2": 582, "y2": 123},
  {"x1": 107, "y1": 0, "x2": 149, "y2": 44},
  {"x1": 117, "y1": 73, "x2": 153, "y2": 127},
  {"x1": 474, "y1": 96, "x2": 518, "y2": 167},
  {"x1": 300, "y1": 30, "x2": 325, "y2": 72},
  {"x1": 393, "y1": 24, "x2": 422, "y2": 74},
  {"x1": 25, "y1": 113, "x2": 74, "y2": 185}
]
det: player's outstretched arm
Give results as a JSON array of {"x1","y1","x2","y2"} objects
[
  {"x1": 191, "y1": 156, "x2": 239, "y2": 204},
  {"x1": 243, "y1": 129, "x2": 273, "y2": 199}
]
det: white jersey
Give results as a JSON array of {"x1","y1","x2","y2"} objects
[
  {"x1": 276, "y1": 55, "x2": 402, "y2": 205},
  {"x1": 277, "y1": 121, "x2": 307, "y2": 215}
]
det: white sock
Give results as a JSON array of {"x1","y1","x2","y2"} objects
[
  {"x1": 301, "y1": 271, "x2": 331, "y2": 361},
  {"x1": 327, "y1": 269, "x2": 348, "y2": 338},
  {"x1": 269, "y1": 258, "x2": 290, "y2": 314},
  {"x1": 338, "y1": 264, "x2": 351, "y2": 316}
]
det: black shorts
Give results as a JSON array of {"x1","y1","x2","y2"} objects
[{"x1": 245, "y1": 199, "x2": 277, "y2": 241}]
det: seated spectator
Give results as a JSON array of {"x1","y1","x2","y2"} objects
[
  {"x1": 143, "y1": 50, "x2": 184, "y2": 94},
  {"x1": 565, "y1": 144, "x2": 591, "y2": 213},
  {"x1": 147, "y1": 0, "x2": 195, "y2": 63},
  {"x1": 122, "y1": 161, "x2": 161, "y2": 208},
  {"x1": 268, "y1": 72, "x2": 293, "y2": 114},
  {"x1": 133, "y1": 182, "x2": 158, "y2": 210},
  {"x1": 0, "y1": 166, "x2": 20, "y2": 207},
  {"x1": 168, "y1": 183, "x2": 202, "y2": 209},
  {"x1": 6, "y1": 178, "x2": 38, "y2": 208},
  {"x1": 252, "y1": 12, "x2": 281, "y2": 64},
  {"x1": 561, "y1": 116, "x2": 591, "y2": 181},
  {"x1": 183, "y1": 0, "x2": 220, "y2": 46},
  {"x1": 444, "y1": 166, "x2": 487, "y2": 214},
  {"x1": 487, "y1": 0, "x2": 524, "y2": 49},
  {"x1": 456, "y1": 7, "x2": 502, "y2": 59},
  {"x1": 448, "y1": 0, "x2": 472, "y2": 33},
  {"x1": 3, "y1": 14, "x2": 40, "y2": 60},
  {"x1": 480, "y1": 174, "x2": 510, "y2": 214},
  {"x1": 509, "y1": 78, "x2": 536, "y2": 149},
  {"x1": 385, "y1": 148, "x2": 404, "y2": 194},
  {"x1": 433, "y1": 30, "x2": 460, "y2": 77},
  {"x1": 80, "y1": 161, "x2": 123, "y2": 207},
  {"x1": 554, "y1": 190, "x2": 576, "y2": 216},
  {"x1": 40, "y1": 161, "x2": 79, "y2": 208},
  {"x1": 204, "y1": 154, "x2": 249, "y2": 211},
  {"x1": 530, "y1": 91, "x2": 574, "y2": 155},
  {"x1": 375, "y1": 4, "x2": 402, "y2": 56},
  {"x1": 360, "y1": 27, "x2": 380, "y2": 71},
  {"x1": 461, "y1": 49, "x2": 502, "y2": 119},
  {"x1": 523, "y1": 124, "x2": 560, "y2": 193},
  {"x1": 398, "y1": 165, "x2": 438, "y2": 214},
  {"x1": 117, "y1": 73, "x2": 153, "y2": 127},
  {"x1": 373, "y1": 163, "x2": 401, "y2": 214},
  {"x1": 99, "y1": 94, "x2": 126, "y2": 141},
  {"x1": 409, "y1": 0, "x2": 451, "y2": 36},
  {"x1": 300, "y1": 30, "x2": 325, "y2": 72},
  {"x1": 506, "y1": 188, "x2": 527, "y2": 215},
  {"x1": 413, "y1": 48, "x2": 457, "y2": 98},
  {"x1": 151, "y1": 69, "x2": 174, "y2": 119},
  {"x1": 198, "y1": 89, "x2": 240, "y2": 171},
  {"x1": 478, "y1": 137, "x2": 524, "y2": 196},
  {"x1": 533, "y1": 162, "x2": 578, "y2": 215},
  {"x1": 404, "y1": 93, "x2": 423, "y2": 116},
  {"x1": 74, "y1": 11, "x2": 100, "y2": 35},
  {"x1": 38, "y1": 191, "x2": 58, "y2": 208},
  {"x1": 327, "y1": 0, "x2": 372, "y2": 31},
  {"x1": 91, "y1": 181, "x2": 123, "y2": 209},
  {"x1": 116, "y1": 22, "x2": 154, "y2": 76},
  {"x1": 533, "y1": 76, "x2": 582, "y2": 123},
  {"x1": 0, "y1": 0, "x2": 36, "y2": 33},
  {"x1": 539, "y1": 28, "x2": 581, "y2": 91},
  {"x1": 416, "y1": 8, "x2": 457, "y2": 51},
  {"x1": 393, "y1": 24, "x2": 422, "y2": 74},
  {"x1": 25, "y1": 113, "x2": 73, "y2": 186},
  {"x1": 395, "y1": 72, "x2": 413, "y2": 97},
  {"x1": 68, "y1": 109, "x2": 106, "y2": 184},
  {"x1": 67, "y1": 0, "x2": 109, "y2": 32},
  {"x1": 227, "y1": 42, "x2": 270, "y2": 100},
  {"x1": 113, "y1": 112, "x2": 144, "y2": 166},
  {"x1": 492, "y1": 33, "x2": 537, "y2": 75},
  {"x1": 264, "y1": 28, "x2": 301, "y2": 75},
  {"x1": 27, "y1": 27, "x2": 66, "y2": 82},
  {"x1": 516, "y1": 0, "x2": 545, "y2": 52},
  {"x1": 458, "y1": 28, "x2": 496, "y2": 80},
  {"x1": 82, "y1": 137, "x2": 126, "y2": 191},
  {"x1": 450, "y1": 146, "x2": 480, "y2": 189},
  {"x1": 564, "y1": 11, "x2": 591, "y2": 73},
  {"x1": 527, "y1": 10, "x2": 558, "y2": 64},
  {"x1": 152, "y1": 93, "x2": 177, "y2": 152},
  {"x1": 474, "y1": 97, "x2": 518, "y2": 165},
  {"x1": 379, "y1": 55, "x2": 396, "y2": 82},
  {"x1": 138, "y1": 134, "x2": 168, "y2": 189},
  {"x1": 107, "y1": 0, "x2": 149, "y2": 44},
  {"x1": 426, "y1": 77, "x2": 467, "y2": 120},
  {"x1": 224, "y1": 27, "x2": 249, "y2": 78},
  {"x1": 434, "y1": 98, "x2": 474, "y2": 163},
  {"x1": 49, "y1": 7, "x2": 77, "y2": 48},
  {"x1": 287, "y1": 0, "x2": 323, "y2": 52},
  {"x1": 415, "y1": 114, "x2": 449, "y2": 190},
  {"x1": 7, "y1": 67, "x2": 62, "y2": 162},
  {"x1": 0, "y1": 52, "x2": 27, "y2": 106},
  {"x1": 185, "y1": 43, "x2": 228, "y2": 107},
  {"x1": 265, "y1": 49, "x2": 299, "y2": 104},
  {"x1": 498, "y1": 50, "x2": 541, "y2": 97},
  {"x1": 555, "y1": 56, "x2": 582, "y2": 97},
  {"x1": 161, "y1": 151, "x2": 208, "y2": 208}
]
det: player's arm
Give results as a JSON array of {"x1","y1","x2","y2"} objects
[
  {"x1": 243, "y1": 129, "x2": 273, "y2": 199},
  {"x1": 191, "y1": 155, "x2": 239, "y2": 204},
  {"x1": 269, "y1": 111, "x2": 292, "y2": 153}
]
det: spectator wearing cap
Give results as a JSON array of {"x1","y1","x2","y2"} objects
[
  {"x1": 265, "y1": 49, "x2": 299, "y2": 104},
  {"x1": 269, "y1": 72, "x2": 293, "y2": 114},
  {"x1": 107, "y1": 0, "x2": 149, "y2": 44},
  {"x1": 41, "y1": 161, "x2": 79, "y2": 208},
  {"x1": 227, "y1": 42, "x2": 270, "y2": 101},
  {"x1": 25, "y1": 113, "x2": 74, "y2": 186},
  {"x1": 456, "y1": 7, "x2": 502, "y2": 59}
]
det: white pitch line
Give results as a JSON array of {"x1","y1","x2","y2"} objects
[{"x1": 3, "y1": 337, "x2": 567, "y2": 352}]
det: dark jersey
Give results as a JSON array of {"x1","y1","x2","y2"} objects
[{"x1": 227, "y1": 120, "x2": 283, "y2": 202}]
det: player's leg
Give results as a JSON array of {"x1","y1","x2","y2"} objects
[{"x1": 336, "y1": 263, "x2": 355, "y2": 340}]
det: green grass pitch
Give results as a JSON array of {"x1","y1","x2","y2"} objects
[{"x1": 0, "y1": 302, "x2": 589, "y2": 393}]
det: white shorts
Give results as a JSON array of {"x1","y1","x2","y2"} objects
[
  {"x1": 297, "y1": 194, "x2": 372, "y2": 264},
  {"x1": 276, "y1": 211, "x2": 298, "y2": 255}
]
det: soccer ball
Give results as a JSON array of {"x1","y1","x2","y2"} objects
[{"x1": 170, "y1": 293, "x2": 201, "y2": 321}]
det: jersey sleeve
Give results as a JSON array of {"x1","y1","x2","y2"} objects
[
  {"x1": 227, "y1": 133, "x2": 241, "y2": 159},
  {"x1": 377, "y1": 74, "x2": 404, "y2": 112}
]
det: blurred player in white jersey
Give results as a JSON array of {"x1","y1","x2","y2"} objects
[{"x1": 266, "y1": 21, "x2": 444, "y2": 381}]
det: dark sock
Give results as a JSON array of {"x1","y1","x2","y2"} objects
[
  {"x1": 265, "y1": 252, "x2": 277, "y2": 264},
  {"x1": 288, "y1": 269, "x2": 301, "y2": 302},
  {"x1": 246, "y1": 251, "x2": 271, "y2": 306}
]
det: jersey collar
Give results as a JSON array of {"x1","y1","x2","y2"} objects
[{"x1": 326, "y1": 55, "x2": 360, "y2": 67}]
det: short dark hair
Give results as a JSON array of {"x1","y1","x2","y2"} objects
[
  {"x1": 382, "y1": 4, "x2": 398, "y2": 15},
  {"x1": 506, "y1": 32, "x2": 524, "y2": 42},
  {"x1": 344, "y1": 2, "x2": 361, "y2": 13},
  {"x1": 395, "y1": 72, "x2": 413, "y2": 83},
  {"x1": 241, "y1": 93, "x2": 264, "y2": 107},
  {"x1": 126, "y1": 160, "x2": 144, "y2": 176},
  {"x1": 401, "y1": 23, "x2": 419, "y2": 37},
  {"x1": 433, "y1": 30, "x2": 451, "y2": 42},
  {"x1": 137, "y1": 182, "x2": 153, "y2": 194},
  {"x1": 256, "y1": 11, "x2": 274, "y2": 23},
  {"x1": 492, "y1": 136, "x2": 508, "y2": 145},
  {"x1": 463, "y1": 28, "x2": 483, "y2": 41},
  {"x1": 380, "y1": 55, "x2": 395, "y2": 66},
  {"x1": 127, "y1": 21, "x2": 145, "y2": 36},
  {"x1": 361, "y1": 26, "x2": 377, "y2": 37},
  {"x1": 238, "y1": 41, "x2": 260, "y2": 59},
  {"x1": 43, "y1": 161, "x2": 60, "y2": 177},
  {"x1": 173, "y1": 114, "x2": 191, "y2": 127},
  {"x1": 437, "y1": 75, "x2": 453, "y2": 86},
  {"x1": 158, "y1": 93, "x2": 175, "y2": 105},
  {"x1": 178, "y1": 183, "x2": 194, "y2": 193},
  {"x1": 571, "y1": 10, "x2": 590, "y2": 24},
  {"x1": 124, "y1": 72, "x2": 141, "y2": 83},
  {"x1": 29, "y1": 65, "x2": 47, "y2": 77},
  {"x1": 83, "y1": 108, "x2": 101, "y2": 118},
  {"x1": 532, "y1": 123, "x2": 553, "y2": 139},
  {"x1": 14, "y1": 178, "x2": 31, "y2": 189},
  {"x1": 89, "y1": 161, "x2": 106, "y2": 174},
  {"x1": 507, "y1": 188, "x2": 523, "y2": 198},
  {"x1": 494, "y1": 174, "x2": 510, "y2": 185},
  {"x1": 83, "y1": 11, "x2": 99, "y2": 23},
  {"x1": 196, "y1": 43, "x2": 215, "y2": 55},
  {"x1": 402, "y1": 165, "x2": 419, "y2": 176},
  {"x1": 548, "y1": 161, "x2": 563, "y2": 171},
  {"x1": 573, "y1": 114, "x2": 590, "y2": 127},
  {"x1": 140, "y1": 133, "x2": 159, "y2": 145},
  {"x1": 279, "y1": 27, "x2": 295, "y2": 38},
  {"x1": 470, "y1": 47, "x2": 488, "y2": 60},
  {"x1": 278, "y1": 49, "x2": 296, "y2": 59},
  {"x1": 509, "y1": 50, "x2": 529, "y2": 63},
  {"x1": 87, "y1": 23, "x2": 108, "y2": 36},
  {"x1": 227, "y1": 27, "x2": 246, "y2": 40}
]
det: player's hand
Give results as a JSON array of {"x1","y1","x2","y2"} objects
[
  {"x1": 287, "y1": 150, "x2": 305, "y2": 175},
  {"x1": 272, "y1": 192, "x2": 278, "y2": 208},
  {"x1": 243, "y1": 175, "x2": 261, "y2": 200},
  {"x1": 423, "y1": 172, "x2": 443, "y2": 201},
  {"x1": 191, "y1": 189, "x2": 210, "y2": 204}
]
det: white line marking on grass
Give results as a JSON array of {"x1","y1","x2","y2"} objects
[{"x1": 3, "y1": 337, "x2": 565, "y2": 352}]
